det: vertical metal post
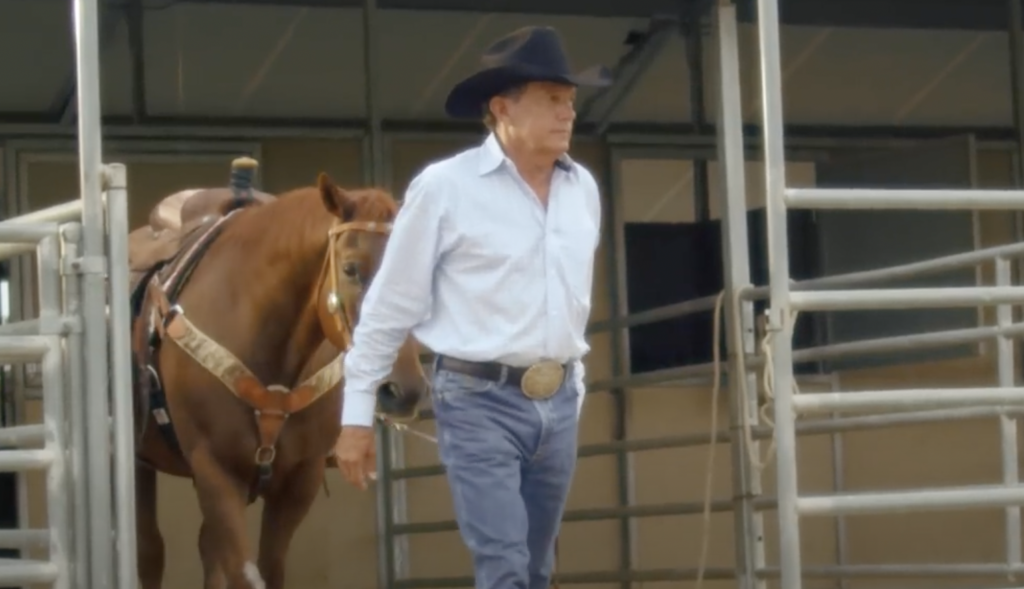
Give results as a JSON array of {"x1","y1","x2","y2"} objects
[
  {"x1": 37, "y1": 234, "x2": 69, "y2": 589},
  {"x1": 3, "y1": 147, "x2": 32, "y2": 576},
  {"x1": 683, "y1": 8, "x2": 711, "y2": 222},
  {"x1": 388, "y1": 432, "x2": 409, "y2": 582},
  {"x1": 71, "y1": 0, "x2": 115, "y2": 587},
  {"x1": 712, "y1": 4, "x2": 765, "y2": 589},
  {"x1": 363, "y1": 0, "x2": 384, "y2": 187},
  {"x1": 602, "y1": 147, "x2": 634, "y2": 585},
  {"x1": 754, "y1": 0, "x2": 803, "y2": 588},
  {"x1": 105, "y1": 163, "x2": 138, "y2": 589},
  {"x1": 828, "y1": 371, "x2": 849, "y2": 589},
  {"x1": 382, "y1": 148, "x2": 410, "y2": 584},
  {"x1": 375, "y1": 428, "x2": 396, "y2": 589},
  {"x1": 996, "y1": 257, "x2": 1022, "y2": 575},
  {"x1": 362, "y1": 3, "x2": 395, "y2": 587},
  {"x1": 1009, "y1": 0, "x2": 1024, "y2": 180},
  {"x1": 601, "y1": 143, "x2": 635, "y2": 589},
  {"x1": 42, "y1": 340, "x2": 69, "y2": 589},
  {"x1": 1007, "y1": 0, "x2": 1024, "y2": 324},
  {"x1": 59, "y1": 223, "x2": 89, "y2": 589}
]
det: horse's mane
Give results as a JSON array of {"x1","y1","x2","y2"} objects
[{"x1": 218, "y1": 184, "x2": 399, "y2": 257}]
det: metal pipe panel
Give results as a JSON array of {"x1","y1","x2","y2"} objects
[
  {"x1": 0, "y1": 560, "x2": 59, "y2": 585},
  {"x1": 790, "y1": 286, "x2": 1024, "y2": 311},
  {"x1": 793, "y1": 388, "x2": 1024, "y2": 414},
  {"x1": 41, "y1": 338, "x2": 70, "y2": 589},
  {"x1": 0, "y1": 450, "x2": 55, "y2": 471},
  {"x1": 104, "y1": 163, "x2": 138, "y2": 589},
  {"x1": 0, "y1": 223, "x2": 60, "y2": 244},
  {"x1": 60, "y1": 222, "x2": 89, "y2": 589},
  {"x1": 0, "y1": 200, "x2": 83, "y2": 226},
  {"x1": 71, "y1": 0, "x2": 115, "y2": 585},
  {"x1": 995, "y1": 258, "x2": 1022, "y2": 571},
  {"x1": 588, "y1": 239, "x2": 1024, "y2": 335},
  {"x1": 763, "y1": 563, "x2": 1024, "y2": 578},
  {"x1": 0, "y1": 337, "x2": 53, "y2": 362},
  {"x1": 0, "y1": 424, "x2": 46, "y2": 448},
  {"x1": 798, "y1": 485, "x2": 1024, "y2": 516},
  {"x1": 0, "y1": 529, "x2": 49, "y2": 550},
  {"x1": 786, "y1": 187, "x2": 1024, "y2": 210}
]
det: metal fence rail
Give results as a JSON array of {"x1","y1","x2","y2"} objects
[
  {"x1": 0, "y1": 0, "x2": 136, "y2": 586},
  {"x1": 0, "y1": 165, "x2": 133, "y2": 588}
]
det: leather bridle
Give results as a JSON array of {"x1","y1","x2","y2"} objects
[{"x1": 316, "y1": 219, "x2": 394, "y2": 351}]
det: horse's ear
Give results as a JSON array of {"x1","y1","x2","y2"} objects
[{"x1": 317, "y1": 172, "x2": 356, "y2": 219}]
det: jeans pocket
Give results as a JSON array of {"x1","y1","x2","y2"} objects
[{"x1": 432, "y1": 369, "x2": 498, "y2": 406}]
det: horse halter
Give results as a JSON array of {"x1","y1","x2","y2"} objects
[{"x1": 319, "y1": 218, "x2": 393, "y2": 350}]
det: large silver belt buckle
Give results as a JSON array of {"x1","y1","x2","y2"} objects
[{"x1": 520, "y1": 360, "x2": 565, "y2": 400}]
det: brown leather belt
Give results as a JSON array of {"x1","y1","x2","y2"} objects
[{"x1": 435, "y1": 355, "x2": 569, "y2": 388}]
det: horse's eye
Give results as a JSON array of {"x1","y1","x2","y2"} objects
[{"x1": 342, "y1": 263, "x2": 359, "y2": 278}]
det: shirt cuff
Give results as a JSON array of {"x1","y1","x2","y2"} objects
[{"x1": 340, "y1": 391, "x2": 378, "y2": 427}]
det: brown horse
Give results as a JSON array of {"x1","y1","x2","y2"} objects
[{"x1": 127, "y1": 160, "x2": 428, "y2": 589}]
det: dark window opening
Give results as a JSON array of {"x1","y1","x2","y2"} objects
[{"x1": 623, "y1": 209, "x2": 822, "y2": 377}]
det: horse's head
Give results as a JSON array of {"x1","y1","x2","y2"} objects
[{"x1": 313, "y1": 172, "x2": 428, "y2": 422}]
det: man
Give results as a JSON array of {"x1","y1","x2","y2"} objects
[{"x1": 334, "y1": 25, "x2": 612, "y2": 589}]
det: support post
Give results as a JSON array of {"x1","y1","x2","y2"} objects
[
  {"x1": 1009, "y1": 0, "x2": 1024, "y2": 179},
  {"x1": 712, "y1": 4, "x2": 765, "y2": 589},
  {"x1": 995, "y1": 257, "x2": 1022, "y2": 577},
  {"x1": 59, "y1": 223, "x2": 89, "y2": 589},
  {"x1": 361, "y1": 2, "x2": 398, "y2": 588},
  {"x1": 70, "y1": 2, "x2": 115, "y2": 589},
  {"x1": 682, "y1": 5, "x2": 711, "y2": 221},
  {"x1": 363, "y1": 0, "x2": 385, "y2": 188},
  {"x1": 105, "y1": 163, "x2": 138, "y2": 589},
  {"x1": 37, "y1": 236, "x2": 69, "y2": 589},
  {"x1": 600, "y1": 142, "x2": 635, "y2": 589},
  {"x1": 754, "y1": 0, "x2": 803, "y2": 588}
]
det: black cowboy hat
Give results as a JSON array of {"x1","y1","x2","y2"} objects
[{"x1": 444, "y1": 25, "x2": 614, "y2": 119}]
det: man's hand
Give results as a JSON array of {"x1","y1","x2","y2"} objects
[{"x1": 334, "y1": 426, "x2": 377, "y2": 490}]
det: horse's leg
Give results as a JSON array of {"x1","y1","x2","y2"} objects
[
  {"x1": 136, "y1": 464, "x2": 165, "y2": 589},
  {"x1": 198, "y1": 520, "x2": 226, "y2": 589},
  {"x1": 190, "y1": 446, "x2": 263, "y2": 589},
  {"x1": 257, "y1": 459, "x2": 325, "y2": 589}
]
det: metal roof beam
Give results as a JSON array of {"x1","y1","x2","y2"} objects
[
  {"x1": 8, "y1": 0, "x2": 1009, "y2": 31},
  {"x1": 576, "y1": 19, "x2": 677, "y2": 134}
]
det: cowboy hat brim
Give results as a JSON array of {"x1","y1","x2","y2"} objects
[{"x1": 444, "y1": 63, "x2": 613, "y2": 119}]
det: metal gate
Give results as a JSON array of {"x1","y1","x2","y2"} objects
[
  {"x1": 0, "y1": 0, "x2": 136, "y2": 587},
  {"x1": 752, "y1": 0, "x2": 1024, "y2": 587}
]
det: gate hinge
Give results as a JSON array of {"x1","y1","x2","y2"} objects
[
  {"x1": 38, "y1": 316, "x2": 82, "y2": 336},
  {"x1": 62, "y1": 256, "x2": 108, "y2": 276}
]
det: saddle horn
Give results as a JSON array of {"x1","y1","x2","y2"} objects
[
  {"x1": 227, "y1": 156, "x2": 260, "y2": 210},
  {"x1": 230, "y1": 156, "x2": 259, "y2": 193}
]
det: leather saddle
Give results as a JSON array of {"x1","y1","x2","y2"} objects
[{"x1": 127, "y1": 187, "x2": 276, "y2": 291}]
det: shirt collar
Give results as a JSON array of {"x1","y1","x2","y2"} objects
[{"x1": 477, "y1": 132, "x2": 576, "y2": 177}]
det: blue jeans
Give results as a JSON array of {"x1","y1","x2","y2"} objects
[{"x1": 431, "y1": 363, "x2": 580, "y2": 589}]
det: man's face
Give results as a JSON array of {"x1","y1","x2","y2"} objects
[{"x1": 493, "y1": 81, "x2": 577, "y2": 156}]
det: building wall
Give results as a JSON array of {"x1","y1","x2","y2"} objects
[{"x1": 6, "y1": 137, "x2": 1023, "y2": 589}]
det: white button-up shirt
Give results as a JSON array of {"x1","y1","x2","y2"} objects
[{"x1": 341, "y1": 133, "x2": 602, "y2": 427}]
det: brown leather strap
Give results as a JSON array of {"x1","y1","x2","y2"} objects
[{"x1": 235, "y1": 376, "x2": 324, "y2": 464}]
